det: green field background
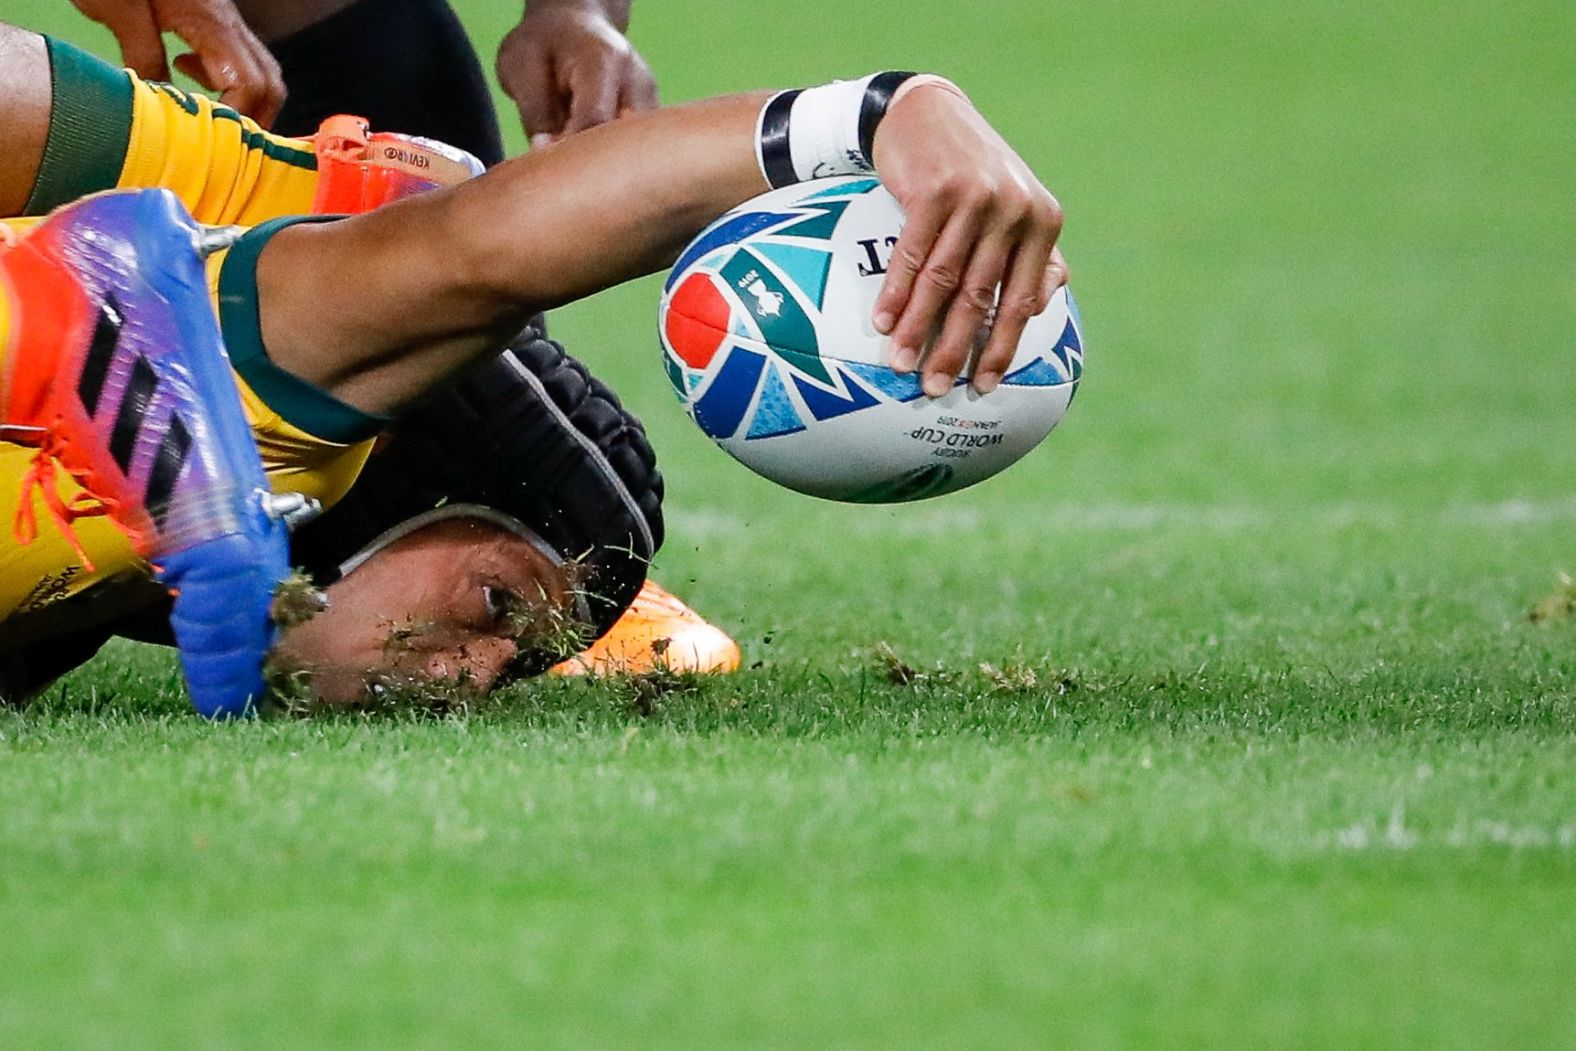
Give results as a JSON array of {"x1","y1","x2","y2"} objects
[{"x1": 3, "y1": 1, "x2": 1574, "y2": 1047}]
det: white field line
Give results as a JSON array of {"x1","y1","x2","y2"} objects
[
  {"x1": 669, "y1": 497, "x2": 1576, "y2": 539},
  {"x1": 1310, "y1": 817, "x2": 1576, "y2": 852}
]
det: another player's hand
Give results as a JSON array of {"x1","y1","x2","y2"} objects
[
  {"x1": 871, "y1": 82, "x2": 1068, "y2": 397},
  {"x1": 69, "y1": 0, "x2": 285, "y2": 126},
  {"x1": 497, "y1": 0, "x2": 657, "y2": 149}
]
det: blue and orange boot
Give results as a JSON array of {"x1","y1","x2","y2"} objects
[{"x1": 0, "y1": 189, "x2": 316, "y2": 717}]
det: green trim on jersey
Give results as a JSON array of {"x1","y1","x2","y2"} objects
[
  {"x1": 217, "y1": 216, "x2": 389, "y2": 445},
  {"x1": 23, "y1": 38, "x2": 134, "y2": 215},
  {"x1": 146, "y1": 82, "x2": 319, "y2": 171}
]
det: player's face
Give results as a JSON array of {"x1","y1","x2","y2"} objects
[{"x1": 272, "y1": 517, "x2": 577, "y2": 703}]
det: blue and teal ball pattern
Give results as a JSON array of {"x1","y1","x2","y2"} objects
[{"x1": 661, "y1": 179, "x2": 1083, "y2": 443}]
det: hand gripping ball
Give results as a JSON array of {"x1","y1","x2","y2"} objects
[{"x1": 660, "y1": 177, "x2": 1084, "y2": 503}]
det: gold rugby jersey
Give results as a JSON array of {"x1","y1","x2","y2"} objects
[{"x1": 1, "y1": 39, "x2": 381, "y2": 637}]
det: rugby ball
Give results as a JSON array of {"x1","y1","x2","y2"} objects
[{"x1": 659, "y1": 176, "x2": 1084, "y2": 502}]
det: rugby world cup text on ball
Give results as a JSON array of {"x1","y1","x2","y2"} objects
[{"x1": 912, "y1": 418, "x2": 1005, "y2": 460}]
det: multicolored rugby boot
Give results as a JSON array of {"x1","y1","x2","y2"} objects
[
  {"x1": 310, "y1": 115, "x2": 485, "y2": 214},
  {"x1": 0, "y1": 189, "x2": 315, "y2": 717}
]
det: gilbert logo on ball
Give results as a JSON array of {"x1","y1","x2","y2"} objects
[{"x1": 660, "y1": 176, "x2": 1084, "y2": 503}]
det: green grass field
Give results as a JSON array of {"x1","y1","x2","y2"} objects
[{"x1": 4, "y1": 0, "x2": 1575, "y2": 1046}]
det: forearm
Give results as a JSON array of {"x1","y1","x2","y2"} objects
[
  {"x1": 525, "y1": 0, "x2": 631, "y2": 32},
  {"x1": 455, "y1": 92, "x2": 767, "y2": 304},
  {"x1": 260, "y1": 92, "x2": 770, "y2": 412}
]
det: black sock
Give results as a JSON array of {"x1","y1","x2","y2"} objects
[{"x1": 268, "y1": 0, "x2": 505, "y2": 166}]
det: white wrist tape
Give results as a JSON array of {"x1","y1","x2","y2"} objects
[
  {"x1": 786, "y1": 76, "x2": 873, "y2": 182},
  {"x1": 756, "y1": 71, "x2": 919, "y2": 188}
]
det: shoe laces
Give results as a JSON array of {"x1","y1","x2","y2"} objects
[{"x1": 6, "y1": 419, "x2": 122, "y2": 573}]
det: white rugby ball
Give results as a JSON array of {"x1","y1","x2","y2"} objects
[{"x1": 659, "y1": 176, "x2": 1084, "y2": 502}]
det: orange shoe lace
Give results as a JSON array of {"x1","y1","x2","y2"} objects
[{"x1": 6, "y1": 422, "x2": 118, "y2": 572}]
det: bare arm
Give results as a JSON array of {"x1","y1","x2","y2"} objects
[
  {"x1": 0, "y1": 27, "x2": 51, "y2": 217},
  {"x1": 259, "y1": 91, "x2": 764, "y2": 414},
  {"x1": 259, "y1": 81, "x2": 1065, "y2": 413}
]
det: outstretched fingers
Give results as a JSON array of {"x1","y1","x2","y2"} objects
[
  {"x1": 976, "y1": 225, "x2": 1060, "y2": 394},
  {"x1": 927, "y1": 227, "x2": 1012, "y2": 396},
  {"x1": 882, "y1": 192, "x2": 987, "y2": 381},
  {"x1": 562, "y1": 52, "x2": 624, "y2": 136},
  {"x1": 882, "y1": 181, "x2": 1064, "y2": 397},
  {"x1": 873, "y1": 196, "x2": 944, "y2": 346},
  {"x1": 156, "y1": 0, "x2": 286, "y2": 125},
  {"x1": 173, "y1": 41, "x2": 284, "y2": 128},
  {"x1": 867, "y1": 80, "x2": 1067, "y2": 397},
  {"x1": 99, "y1": 2, "x2": 172, "y2": 82},
  {"x1": 1043, "y1": 245, "x2": 1070, "y2": 304}
]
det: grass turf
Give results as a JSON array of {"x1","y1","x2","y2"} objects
[{"x1": 4, "y1": 0, "x2": 1575, "y2": 1046}]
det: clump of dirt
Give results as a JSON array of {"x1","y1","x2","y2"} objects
[
  {"x1": 379, "y1": 619, "x2": 439, "y2": 664},
  {"x1": 260, "y1": 654, "x2": 320, "y2": 717},
  {"x1": 870, "y1": 644, "x2": 1081, "y2": 696},
  {"x1": 1530, "y1": 571, "x2": 1576, "y2": 624},
  {"x1": 270, "y1": 570, "x2": 327, "y2": 629},
  {"x1": 616, "y1": 659, "x2": 703, "y2": 717},
  {"x1": 263, "y1": 656, "x2": 488, "y2": 718},
  {"x1": 356, "y1": 672, "x2": 484, "y2": 715},
  {"x1": 979, "y1": 661, "x2": 1040, "y2": 693},
  {"x1": 873, "y1": 641, "x2": 926, "y2": 686},
  {"x1": 496, "y1": 581, "x2": 593, "y2": 663}
]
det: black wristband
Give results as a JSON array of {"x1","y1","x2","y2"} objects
[
  {"x1": 857, "y1": 71, "x2": 917, "y2": 163},
  {"x1": 756, "y1": 72, "x2": 924, "y2": 189},
  {"x1": 758, "y1": 89, "x2": 801, "y2": 189}
]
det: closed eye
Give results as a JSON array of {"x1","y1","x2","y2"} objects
[{"x1": 483, "y1": 585, "x2": 515, "y2": 627}]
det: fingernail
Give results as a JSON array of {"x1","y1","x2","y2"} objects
[
  {"x1": 923, "y1": 372, "x2": 953, "y2": 399},
  {"x1": 892, "y1": 346, "x2": 918, "y2": 373},
  {"x1": 529, "y1": 134, "x2": 553, "y2": 150},
  {"x1": 873, "y1": 310, "x2": 895, "y2": 334},
  {"x1": 973, "y1": 370, "x2": 1001, "y2": 395}
]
